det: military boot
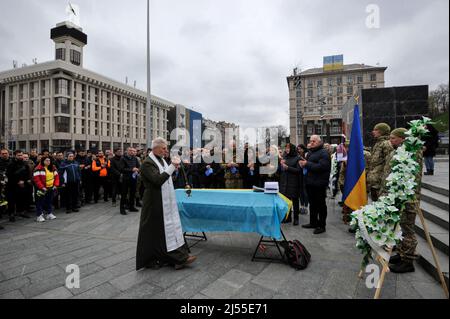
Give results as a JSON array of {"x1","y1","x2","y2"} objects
[
  {"x1": 389, "y1": 254, "x2": 401, "y2": 265},
  {"x1": 389, "y1": 260, "x2": 415, "y2": 273}
]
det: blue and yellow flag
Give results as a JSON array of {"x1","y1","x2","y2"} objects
[{"x1": 343, "y1": 105, "x2": 367, "y2": 211}]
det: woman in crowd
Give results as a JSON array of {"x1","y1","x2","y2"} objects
[
  {"x1": 279, "y1": 143, "x2": 302, "y2": 225},
  {"x1": 33, "y1": 157, "x2": 60, "y2": 223}
]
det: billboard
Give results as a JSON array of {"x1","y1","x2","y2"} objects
[{"x1": 323, "y1": 55, "x2": 344, "y2": 72}]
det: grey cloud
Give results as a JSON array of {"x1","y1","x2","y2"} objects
[{"x1": 0, "y1": 0, "x2": 448, "y2": 131}]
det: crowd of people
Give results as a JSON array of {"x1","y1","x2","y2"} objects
[
  {"x1": 0, "y1": 147, "x2": 146, "y2": 229},
  {"x1": 0, "y1": 122, "x2": 441, "y2": 274}
]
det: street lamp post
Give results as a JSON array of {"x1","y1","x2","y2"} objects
[
  {"x1": 318, "y1": 97, "x2": 326, "y2": 142},
  {"x1": 146, "y1": 0, "x2": 152, "y2": 148}
]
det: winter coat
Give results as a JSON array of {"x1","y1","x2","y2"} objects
[
  {"x1": 279, "y1": 153, "x2": 301, "y2": 198},
  {"x1": 33, "y1": 164, "x2": 60, "y2": 190},
  {"x1": 60, "y1": 160, "x2": 81, "y2": 184},
  {"x1": 304, "y1": 144, "x2": 331, "y2": 188}
]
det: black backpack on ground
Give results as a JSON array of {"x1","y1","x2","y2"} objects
[{"x1": 280, "y1": 240, "x2": 311, "y2": 270}]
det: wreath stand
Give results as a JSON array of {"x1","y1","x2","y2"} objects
[{"x1": 358, "y1": 211, "x2": 449, "y2": 299}]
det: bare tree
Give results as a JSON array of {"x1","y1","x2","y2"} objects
[{"x1": 429, "y1": 83, "x2": 449, "y2": 117}]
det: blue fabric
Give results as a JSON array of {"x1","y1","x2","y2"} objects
[{"x1": 176, "y1": 189, "x2": 289, "y2": 240}]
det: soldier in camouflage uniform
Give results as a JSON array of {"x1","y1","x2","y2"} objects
[
  {"x1": 381, "y1": 128, "x2": 422, "y2": 273},
  {"x1": 367, "y1": 123, "x2": 394, "y2": 202},
  {"x1": 221, "y1": 144, "x2": 244, "y2": 189}
]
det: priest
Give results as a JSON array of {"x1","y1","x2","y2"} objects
[{"x1": 136, "y1": 137, "x2": 197, "y2": 271}]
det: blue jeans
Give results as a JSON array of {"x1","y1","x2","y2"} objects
[
  {"x1": 36, "y1": 190, "x2": 54, "y2": 217},
  {"x1": 424, "y1": 156, "x2": 435, "y2": 172}
]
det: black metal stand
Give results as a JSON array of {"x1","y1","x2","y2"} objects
[
  {"x1": 251, "y1": 229, "x2": 288, "y2": 263},
  {"x1": 183, "y1": 232, "x2": 207, "y2": 253}
]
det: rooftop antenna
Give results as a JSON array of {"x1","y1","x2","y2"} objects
[
  {"x1": 125, "y1": 76, "x2": 128, "y2": 85},
  {"x1": 134, "y1": 80, "x2": 136, "y2": 88}
]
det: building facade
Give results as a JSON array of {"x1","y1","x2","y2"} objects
[
  {"x1": 203, "y1": 119, "x2": 240, "y2": 149},
  {"x1": 0, "y1": 21, "x2": 172, "y2": 152},
  {"x1": 167, "y1": 104, "x2": 203, "y2": 148},
  {"x1": 287, "y1": 56, "x2": 387, "y2": 145}
]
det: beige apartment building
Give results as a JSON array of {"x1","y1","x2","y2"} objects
[
  {"x1": 0, "y1": 21, "x2": 173, "y2": 152},
  {"x1": 287, "y1": 59, "x2": 387, "y2": 145}
]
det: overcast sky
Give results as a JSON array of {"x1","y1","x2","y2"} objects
[{"x1": 0, "y1": 0, "x2": 448, "y2": 129}]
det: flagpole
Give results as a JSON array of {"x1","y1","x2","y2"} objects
[{"x1": 146, "y1": 0, "x2": 152, "y2": 149}]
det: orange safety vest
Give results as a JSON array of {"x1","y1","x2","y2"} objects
[{"x1": 92, "y1": 157, "x2": 110, "y2": 177}]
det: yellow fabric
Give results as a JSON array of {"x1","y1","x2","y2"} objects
[
  {"x1": 45, "y1": 167, "x2": 54, "y2": 188},
  {"x1": 344, "y1": 172, "x2": 368, "y2": 211}
]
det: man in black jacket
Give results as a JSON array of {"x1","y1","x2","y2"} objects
[
  {"x1": 110, "y1": 149, "x2": 123, "y2": 207},
  {"x1": 6, "y1": 150, "x2": 31, "y2": 222},
  {"x1": 299, "y1": 135, "x2": 331, "y2": 234},
  {"x1": 75, "y1": 150, "x2": 93, "y2": 205},
  {"x1": 0, "y1": 149, "x2": 11, "y2": 224},
  {"x1": 120, "y1": 147, "x2": 140, "y2": 215}
]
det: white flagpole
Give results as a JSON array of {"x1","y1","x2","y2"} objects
[{"x1": 146, "y1": 0, "x2": 152, "y2": 149}]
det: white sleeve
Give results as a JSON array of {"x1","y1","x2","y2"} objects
[{"x1": 164, "y1": 164, "x2": 176, "y2": 176}]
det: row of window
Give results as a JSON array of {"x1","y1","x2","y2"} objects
[
  {"x1": 9, "y1": 81, "x2": 158, "y2": 116},
  {"x1": 56, "y1": 48, "x2": 81, "y2": 66},
  {"x1": 303, "y1": 74, "x2": 378, "y2": 88},
  {"x1": 16, "y1": 117, "x2": 154, "y2": 137},
  {"x1": 299, "y1": 84, "x2": 377, "y2": 99}
]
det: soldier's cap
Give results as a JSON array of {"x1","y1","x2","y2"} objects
[
  {"x1": 373, "y1": 123, "x2": 391, "y2": 136},
  {"x1": 391, "y1": 128, "x2": 408, "y2": 139}
]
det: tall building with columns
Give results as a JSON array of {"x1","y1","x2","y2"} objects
[{"x1": 0, "y1": 21, "x2": 174, "y2": 152}]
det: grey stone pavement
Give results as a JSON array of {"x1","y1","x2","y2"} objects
[
  {"x1": 0, "y1": 190, "x2": 447, "y2": 299},
  {"x1": 422, "y1": 160, "x2": 448, "y2": 190}
]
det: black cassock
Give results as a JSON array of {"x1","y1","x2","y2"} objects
[{"x1": 136, "y1": 156, "x2": 189, "y2": 270}]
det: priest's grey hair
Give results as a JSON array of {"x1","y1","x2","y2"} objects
[{"x1": 151, "y1": 137, "x2": 168, "y2": 149}]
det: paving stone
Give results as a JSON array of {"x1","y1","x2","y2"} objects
[
  {"x1": 108, "y1": 242, "x2": 136, "y2": 254},
  {"x1": 110, "y1": 270, "x2": 156, "y2": 291},
  {"x1": 201, "y1": 269, "x2": 253, "y2": 299},
  {"x1": 2, "y1": 252, "x2": 75, "y2": 280},
  {"x1": 152, "y1": 270, "x2": 218, "y2": 299},
  {"x1": 27, "y1": 266, "x2": 65, "y2": 284},
  {"x1": 0, "y1": 276, "x2": 30, "y2": 295},
  {"x1": 95, "y1": 248, "x2": 135, "y2": 268},
  {"x1": 0, "y1": 289, "x2": 25, "y2": 299},
  {"x1": 114, "y1": 282, "x2": 163, "y2": 299},
  {"x1": 251, "y1": 263, "x2": 297, "y2": 292},
  {"x1": 1, "y1": 198, "x2": 446, "y2": 299},
  {"x1": 20, "y1": 273, "x2": 67, "y2": 298},
  {"x1": 33, "y1": 286, "x2": 73, "y2": 299},
  {"x1": 410, "y1": 281, "x2": 448, "y2": 299},
  {"x1": 318, "y1": 270, "x2": 359, "y2": 299},
  {"x1": 73, "y1": 282, "x2": 120, "y2": 299},
  {"x1": 71, "y1": 258, "x2": 135, "y2": 295},
  {"x1": 230, "y1": 282, "x2": 276, "y2": 299}
]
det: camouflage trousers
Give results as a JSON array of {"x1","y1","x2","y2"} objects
[
  {"x1": 370, "y1": 187, "x2": 380, "y2": 202},
  {"x1": 398, "y1": 201, "x2": 420, "y2": 261},
  {"x1": 225, "y1": 178, "x2": 243, "y2": 189},
  {"x1": 342, "y1": 204, "x2": 353, "y2": 224}
]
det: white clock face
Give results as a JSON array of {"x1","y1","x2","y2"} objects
[{"x1": 66, "y1": 3, "x2": 80, "y2": 26}]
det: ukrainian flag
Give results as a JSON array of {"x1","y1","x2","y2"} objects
[{"x1": 343, "y1": 105, "x2": 367, "y2": 211}]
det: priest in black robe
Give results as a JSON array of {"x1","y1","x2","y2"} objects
[{"x1": 136, "y1": 138, "x2": 197, "y2": 270}]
